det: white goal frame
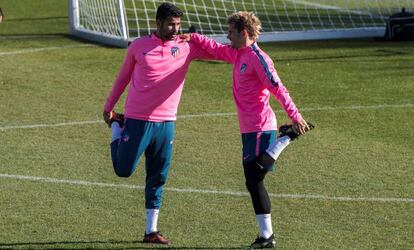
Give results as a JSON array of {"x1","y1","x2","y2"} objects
[{"x1": 68, "y1": 0, "x2": 129, "y2": 47}]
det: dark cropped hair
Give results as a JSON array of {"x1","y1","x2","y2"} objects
[{"x1": 156, "y1": 2, "x2": 183, "y2": 22}]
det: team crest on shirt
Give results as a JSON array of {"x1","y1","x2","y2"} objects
[
  {"x1": 240, "y1": 63, "x2": 247, "y2": 73},
  {"x1": 171, "y1": 47, "x2": 180, "y2": 57}
]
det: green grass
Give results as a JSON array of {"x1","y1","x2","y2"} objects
[{"x1": 1, "y1": 1, "x2": 414, "y2": 249}]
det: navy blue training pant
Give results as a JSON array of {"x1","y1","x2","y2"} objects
[{"x1": 111, "y1": 118, "x2": 175, "y2": 209}]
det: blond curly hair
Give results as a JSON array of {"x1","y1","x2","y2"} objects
[{"x1": 227, "y1": 11, "x2": 262, "y2": 40}]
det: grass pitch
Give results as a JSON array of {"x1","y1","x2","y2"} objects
[{"x1": 1, "y1": 0, "x2": 413, "y2": 249}]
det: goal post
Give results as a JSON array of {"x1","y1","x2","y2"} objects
[
  {"x1": 68, "y1": 0, "x2": 414, "y2": 47},
  {"x1": 68, "y1": 0, "x2": 129, "y2": 47}
]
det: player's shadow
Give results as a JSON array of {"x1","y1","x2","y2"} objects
[
  {"x1": 0, "y1": 240, "x2": 243, "y2": 249},
  {"x1": 0, "y1": 32, "x2": 119, "y2": 49},
  {"x1": 0, "y1": 33, "x2": 67, "y2": 38},
  {"x1": 4, "y1": 16, "x2": 67, "y2": 22}
]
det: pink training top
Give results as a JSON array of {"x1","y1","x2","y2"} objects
[
  {"x1": 190, "y1": 33, "x2": 303, "y2": 133},
  {"x1": 104, "y1": 33, "x2": 211, "y2": 121}
]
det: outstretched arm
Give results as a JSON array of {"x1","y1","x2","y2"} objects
[{"x1": 182, "y1": 33, "x2": 237, "y2": 64}]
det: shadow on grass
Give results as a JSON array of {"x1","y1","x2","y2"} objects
[
  {"x1": 0, "y1": 33, "x2": 66, "y2": 38},
  {"x1": 0, "y1": 240, "x2": 244, "y2": 249},
  {"x1": 4, "y1": 16, "x2": 67, "y2": 22},
  {"x1": 0, "y1": 33, "x2": 121, "y2": 49}
]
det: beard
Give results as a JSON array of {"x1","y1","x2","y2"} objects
[{"x1": 165, "y1": 31, "x2": 177, "y2": 40}]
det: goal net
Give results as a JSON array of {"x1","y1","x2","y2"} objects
[{"x1": 68, "y1": 0, "x2": 414, "y2": 47}]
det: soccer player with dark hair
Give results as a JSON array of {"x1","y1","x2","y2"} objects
[
  {"x1": 103, "y1": 2, "x2": 212, "y2": 245},
  {"x1": 181, "y1": 12, "x2": 313, "y2": 248}
]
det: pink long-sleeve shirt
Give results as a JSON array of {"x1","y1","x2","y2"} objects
[
  {"x1": 190, "y1": 33, "x2": 303, "y2": 133},
  {"x1": 104, "y1": 33, "x2": 211, "y2": 121}
]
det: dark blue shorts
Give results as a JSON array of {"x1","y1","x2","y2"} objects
[{"x1": 241, "y1": 130, "x2": 277, "y2": 170}]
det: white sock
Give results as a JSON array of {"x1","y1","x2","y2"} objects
[
  {"x1": 265, "y1": 136, "x2": 291, "y2": 160},
  {"x1": 111, "y1": 122, "x2": 122, "y2": 142},
  {"x1": 256, "y1": 214, "x2": 273, "y2": 239},
  {"x1": 145, "y1": 209, "x2": 159, "y2": 234}
]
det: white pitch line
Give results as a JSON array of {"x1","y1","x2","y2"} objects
[
  {"x1": 0, "y1": 120, "x2": 102, "y2": 131},
  {"x1": 1, "y1": 173, "x2": 413, "y2": 203},
  {"x1": 0, "y1": 44, "x2": 95, "y2": 56},
  {"x1": 0, "y1": 103, "x2": 413, "y2": 132}
]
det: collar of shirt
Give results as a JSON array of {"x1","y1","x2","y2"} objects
[
  {"x1": 150, "y1": 32, "x2": 179, "y2": 45},
  {"x1": 234, "y1": 42, "x2": 257, "y2": 54}
]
